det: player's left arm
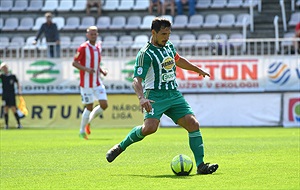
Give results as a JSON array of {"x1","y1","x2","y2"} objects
[
  {"x1": 15, "y1": 76, "x2": 22, "y2": 95},
  {"x1": 175, "y1": 55, "x2": 210, "y2": 78}
]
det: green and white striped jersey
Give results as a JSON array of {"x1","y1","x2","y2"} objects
[{"x1": 133, "y1": 41, "x2": 178, "y2": 90}]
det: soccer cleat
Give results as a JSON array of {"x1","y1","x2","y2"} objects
[
  {"x1": 106, "y1": 144, "x2": 123, "y2": 163},
  {"x1": 79, "y1": 133, "x2": 88, "y2": 140},
  {"x1": 17, "y1": 124, "x2": 23, "y2": 129},
  {"x1": 85, "y1": 123, "x2": 91, "y2": 135},
  {"x1": 197, "y1": 162, "x2": 219, "y2": 174}
]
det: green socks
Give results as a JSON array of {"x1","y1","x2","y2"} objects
[
  {"x1": 189, "y1": 130, "x2": 204, "y2": 167},
  {"x1": 119, "y1": 126, "x2": 145, "y2": 150}
]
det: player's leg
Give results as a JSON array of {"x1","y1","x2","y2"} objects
[
  {"x1": 79, "y1": 87, "x2": 94, "y2": 139},
  {"x1": 3, "y1": 105, "x2": 9, "y2": 129},
  {"x1": 106, "y1": 118, "x2": 160, "y2": 163},
  {"x1": 11, "y1": 106, "x2": 22, "y2": 128}
]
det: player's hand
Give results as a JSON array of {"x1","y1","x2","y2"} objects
[
  {"x1": 32, "y1": 40, "x2": 37, "y2": 45},
  {"x1": 199, "y1": 70, "x2": 210, "y2": 78},
  {"x1": 101, "y1": 69, "x2": 108, "y2": 76},
  {"x1": 86, "y1": 68, "x2": 95, "y2": 73},
  {"x1": 140, "y1": 98, "x2": 155, "y2": 113}
]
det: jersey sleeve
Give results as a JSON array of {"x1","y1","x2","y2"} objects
[
  {"x1": 133, "y1": 51, "x2": 152, "y2": 80},
  {"x1": 74, "y1": 45, "x2": 85, "y2": 64}
]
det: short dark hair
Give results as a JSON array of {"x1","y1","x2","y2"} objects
[{"x1": 151, "y1": 17, "x2": 172, "y2": 33}]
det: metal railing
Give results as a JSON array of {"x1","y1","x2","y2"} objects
[{"x1": 0, "y1": 37, "x2": 298, "y2": 59}]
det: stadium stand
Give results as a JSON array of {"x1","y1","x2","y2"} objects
[
  {"x1": 102, "y1": 0, "x2": 119, "y2": 11},
  {"x1": 203, "y1": 14, "x2": 219, "y2": 28},
  {"x1": 0, "y1": 0, "x2": 13, "y2": 12},
  {"x1": 2, "y1": 18, "x2": 19, "y2": 31},
  {"x1": 140, "y1": 15, "x2": 156, "y2": 29},
  {"x1": 41, "y1": 0, "x2": 59, "y2": 12},
  {"x1": 109, "y1": 16, "x2": 126, "y2": 30},
  {"x1": 72, "y1": 0, "x2": 86, "y2": 11},
  {"x1": 63, "y1": 16, "x2": 80, "y2": 30},
  {"x1": 118, "y1": 0, "x2": 134, "y2": 11},
  {"x1": 288, "y1": 12, "x2": 300, "y2": 26},
  {"x1": 32, "y1": 16, "x2": 45, "y2": 31},
  {"x1": 124, "y1": 15, "x2": 141, "y2": 30},
  {"x1": 196, "y1": 0, "x2": 211, "y2": 9},
  {"x1": 227, "y1": 0, "x2": 243, "y2": 8},
  {"x1": 211, "y1": 0, "x2": 227, "y2": 8},
  {"x1": 52, "y1": 17, "x2": 65, "y2": 30},
  {"x1": 132, "y1": 0, "x2": 149, "y2": 11},
  {"x1": 169, "y1": 34, "x2": 181, "y2": 47},
  {"x1": 219, "y1": 14, "x2": 235, "y2": 28},
  {"x1": 172, "y1": 15, "x2": 188, "y2": 29},
  {"x1": 186, "y1": 14, "x2": 203, "y2": 29},
  {"x1": 57, "y1": 0, "x2": 74, "y2": 12},
  {"x1": 78, "y1": 16, "x2": 95, "y2": 30}
]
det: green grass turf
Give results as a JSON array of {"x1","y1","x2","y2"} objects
[{"x1": 0, "y1": 127, "x2": 299, "y2": 190}]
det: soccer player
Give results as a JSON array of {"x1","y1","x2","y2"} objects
[
  {"x1": 0, "y1": 62, "x2": 23, "y2": 129},
  {"x1": 72, "y1": 26, "x2": 108, "y2": 140},
  {"x1": 106, "y1": 17, "x2": 218, "y2": 174}
]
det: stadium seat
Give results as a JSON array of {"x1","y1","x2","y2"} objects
[
  {"x1": 160, "y1": 15, "x2": 173, "y2": 24},
  {"x1": 219, "y1": 14, "x2": 235, "y2": 28},
  {"x1": 229, "y1": 33, "x2": 244, "y2": 47},
  {"x1": 32, "y1": 17, "x2": 45, "y2": 31},
  {"x1": 243, "y1": 0, "x2": 258, "y2": 8},
  {"x1": 0, "y1": 0, "x2": 13, "y2": 12},
  {"x1": 0, "y1": 18, "x2": 3, "y2": 29},
  {"x1": 132, "y1": 35, "x2": 149, "y2": 49},
  {"x1": 96, "y1": 16, "x2": 111, "y2": 30},
  {"x1": 63, "y1": 17, "x2": 80, "y2": 30},
  {"x1": 169, "y1": 34, "x2": 181, "y2": 47},
  {"x1": 203, "y1": 14, "x2": 219, "y2": 28},
  {"x1": 23, "y1": 36, "x2": 38, "y2": 50},
  {"x1": 0, "y1": 36, "x2": 10, "y2": 51},
  {"x1": 109, "y1": 16, "x2": 126, "y2": 30},
  {"x1": 227, "y1": 0, "x2": 243, "y2": 8},
  {"x1": 118, "y1": 0, "x2": 134, "y2": 11},
  {"x1": 288, "y1": 12, "x2": 300, "y2": 26},
  {"x1": 70, "y1": 36, "x2": 87, "y2": 50},
  {"x1": 78, "y1": 16, "x2": 95, "y2": 30},
  {"x1": 17, "y1": 17, "x2": 34, "y2": 31},
  {"x1": 195, "y1": 34, "x2": 212, "y2": 48},
  {"x1": 72, "y1": 0, "x2": 86, "y2": 11},
  {"x1": 118, "y1": 35, "x2": 134, "y2": 49},
  {"x1": 41, "y1": 0, "x2": 58, "y2": 12},
  {"x1": 140, "y1": 15, "x2": 156, "y2": 29},
  {"x1": 26, "y1": 0, "x2": 43, "y2": 11},
  {"x1": 57, "y1": 0, "x2": 73, "y2": 12},
  {"x1": 178, "y1": 34, "x2": 196, "y2": 49},
  {"x1": 101, "y1": 35, "x2": 118, "y2": 49},
  {"x1": 124, "y1": 15, "x2": 141, "y2": 30},
  {"x1": 52, "y1": 17, "x2": 65, "y2": 30},
  {"x1": 211, "y1": 0, "x2": 226, "y2": 8},
  {"x1": 187, "y1": 14, "x2": 203, "y2": 29},
  {"x1": 7, "y1": 36, "x2": 25, "y2": 50},
  {"x1": 235, "y1": 13, "x2": 251, "y2": 27},
  {"x1": 297, "y1": 0, "x2": 300, "y2": 7},
  {"x1": 102, "y1": 0, "x2": 119, "y2": 11},
  {"x1": 281, "y1": 32, "x2": 295, "y2": 48},
  {"x1": 60, "y1": 36, "x2": 71, "y2": 50},
  {"x1": 2, "y1": 18, "x2": 19, "y2": 31},
  {"x1": 11, "y1": 0, "x2": 28, "y2": 11},
  {"x1": 196, "y1": 0, "x2": 211, "y2": 9},
  {"x1": 172, "y1": 15, "x2": 188, "y2": 29},
  {"x1": 133, "y1": 0, "x2": 149, "y2": 10}
]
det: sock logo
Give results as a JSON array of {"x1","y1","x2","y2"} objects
[{"x1": 288, "y1": 98, "x2": 300, "y2": 122}]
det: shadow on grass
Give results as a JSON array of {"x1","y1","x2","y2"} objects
[{"x1": 120, "y1": 173, "x2": 222, "y2": 179}]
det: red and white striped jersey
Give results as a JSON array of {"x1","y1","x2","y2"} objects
[{"x1": 74, "y1": 41, "x2": 102, "y2": 88}]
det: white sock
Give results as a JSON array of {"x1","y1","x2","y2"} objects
[
  {"x1": 88, "y1": 105, "x2": 103, "y2": 123},
  {"x1": 80, "y1": 108, "x2": 91, "y2": 133}
]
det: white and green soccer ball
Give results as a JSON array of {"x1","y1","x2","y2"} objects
[{"x1": 170, "y1": 154, "x2": 193, "y2": 176}]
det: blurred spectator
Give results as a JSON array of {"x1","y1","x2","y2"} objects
[
  {"x1": 294, "y1": 22, "x2": 300, "y2": 53},
  {"x1": 149, "y1": 0, "x2": 161, "y2": 15},
  {"x1": 161, "y1": 0, "x2": 175, "y2": 16},
  {"x1": 86, "y1": 0, "x2": 102, "y2": 16},
  {"x1": 33, "y1": 12, "x2": 60, "y2": 58},
  {"x1": 175, "y1": 0, "x2": 196, "y2": 16}
]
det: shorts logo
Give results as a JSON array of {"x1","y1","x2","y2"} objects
[
  {"x1": 288, "y1": 98, "x2": 300, "y2": 122},
  {"x1": 161, "y1": 57, "x2": 175, "y2": 71},
  {"x1": 137, "y1": 67, "x2": 143, "y2": 75}
]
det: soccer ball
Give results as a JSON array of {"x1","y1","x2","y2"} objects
[{"x1": 170, "y1": 154, "x2": 193, "y2": 176}]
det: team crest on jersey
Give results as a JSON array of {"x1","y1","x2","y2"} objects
[
  {"x1": 161, "y1": 57, "x2": 175, "y2": 71},
  {"x1": 137, "y1": 67, "x2": 143, "y2": 75},
  {"x1": 75, "y1": 51, "x2": 80, "y2": 58}
]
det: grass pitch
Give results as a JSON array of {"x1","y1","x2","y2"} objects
[{"x1": 1, "y1": 127, "x2": 299, "y2": 190}]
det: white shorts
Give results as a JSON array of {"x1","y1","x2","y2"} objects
[{"x1": 80, "y1": 84, "x2": 107, "y2": 104}]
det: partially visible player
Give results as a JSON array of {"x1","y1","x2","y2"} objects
[
  {"x1": 106, "y1": 17, "x2": 218, "y2": 175},
  {"x1": 0, "y1": 62, "x2": 23, "y2": 129},
  {"x1": 72, "y1": 26, "x2": 108, "y2": 140}
]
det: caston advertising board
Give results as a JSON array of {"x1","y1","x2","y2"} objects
[
  {"x1": 0, "y1": 94, "x2": 143, "y2": 128},
  {"x1": 1, "y1": 56, "x2": 299, "y2": 94}
]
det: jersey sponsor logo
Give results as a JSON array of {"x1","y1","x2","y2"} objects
[
  {"x1": 137, "y1": 67, "x2": 143, "y2": 75},
  {"x1": 162, "y1": 71, "x2": 175, "y2": 82},
  {"x1": 161, "y1": 57, "x2": 175, "y2": 71}
]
